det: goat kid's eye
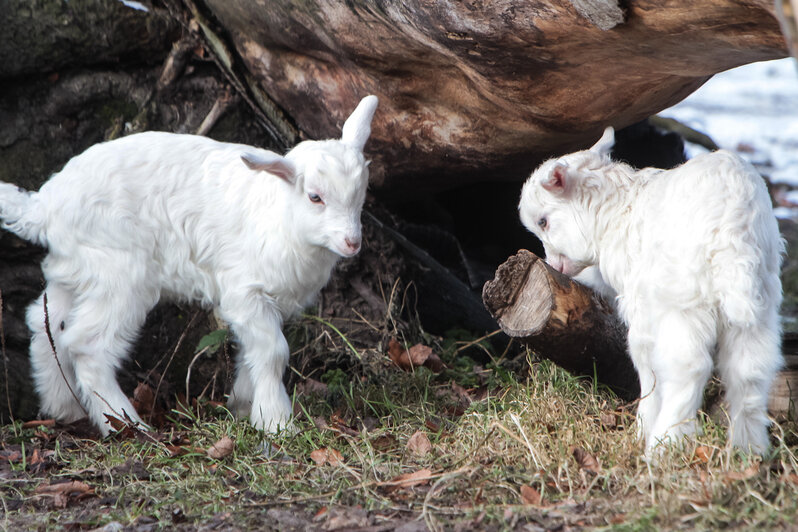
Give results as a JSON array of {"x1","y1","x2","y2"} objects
[
  {"x1": 537, "y1": 217, "x2": 548, "y2": 230},
  {"x1": 308, "y1": 193, "x2": 324, "y2": 205}
]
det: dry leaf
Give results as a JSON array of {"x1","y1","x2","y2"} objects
[
  {"x1": 599, "y1": 412, "x2": 617, "y2": 429},
  {"x1": 571, "y1": 446, "x2": 600, "y2": 473},
  {"x1": 407, "y1": 344, "x2": 444, "y2": 372},
  {"x1": 383, "y1": 468, "x2": 432, "y2": 493},
  {"x1": 22, "y1": 419, "x2": 56, "y2": 429},
  {"x1": 609, "y1": 514, "x2": 626, "y2": 525},
  {"x1": 29, "y1": 448, "x2": 43, "y2": 466},
  {"x1": 310, "y1": 448, "x2": 344, "y2": 466},
  {"x1": 35, "y1": 480, "x2": 94, "y2": 509},
  {"x1": 313, "y1": 416, "x2": 330, "y2": 430},
  {"x1": 315, "y1": 505, "x2": 370, "y2": 530},
  {"x1": 406, "y1": 431, "x2": 432, "y2": 457},
  {"x1": 519, "y1": 484, "x2": 541, "y2": 506},
  {"x1": 387, "y1": 338, "x2": 443, "y2": 373},
  {"x1": 693, "y1": 446, "x2": 712, "y2": 464},
  {"x1": 425, "y1": 418, "x2": 440, "y2": 432},
  {"x1": 329, "y1": 412, "x2": 359, "y2": 436},
  {"x1": 165, "y1": 445, "x2": 190, "y2": 457},
  {"x1": 297, "y1": 378, "x2": 329, "y2": 396},
  {"x1": 207, "y1": 436, "x2": 234, "y2": 459},
  {"x1": 132, "y1": 382, "x2": 155, "y2": 418},
  {"x1": 372, "y1": 434, "x2": 398, "y2": 451},
  {"x1": 1, "y1": 450, "x2": 22, "y2": 463},
  {"x1": 451, "y1": 382, "x2": 472, "y2": 404},
  {"x1": 724, "y1": 462, "x2": 760, "y2": 482}
]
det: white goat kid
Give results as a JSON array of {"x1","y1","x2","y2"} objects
[
  {"x1": 519, "y1": 128, "x2": 783, "y2": 456},
  {"x1": 0, "y1": 95, "x2": 378, "y2": 436}
]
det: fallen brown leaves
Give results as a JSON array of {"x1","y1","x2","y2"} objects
[
  {"x1": 387, "y1": 338, "x2": 443, "y2": 372},
  {"x1": 723, "y1": 463, "x2": 761, "y2": 483},
  {"x1": 310, "y1": 447, "x2": 344, "y2": 467},
  {"x1": 207, "y1": 436, "x2": 235, "y2": 459},
  {"x1": 382, "y1": 468, "x2": 433, "y2": 494},
  {"x1": 692, "y1": 445, "x2": 713, "y2": 465},
  {"x1": 571, "y1": 446, "x2": 601, "y2": 474},
  {"x1": 519, "y1": 484, "x2": 542, "y2": 506},
  {"x1": 406, "y1": 431, "x2": 432, "y2": 457},
  {"x1": 34, "y1": 480, "x2": 94, "y2": 508},
  {"x1": 21, "y1": 419, "x2": 56, "y2": 430}
]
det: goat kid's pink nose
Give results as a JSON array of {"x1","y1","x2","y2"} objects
[{"x1": 345, "y1": 237, "x2": 361, "y2": 253}]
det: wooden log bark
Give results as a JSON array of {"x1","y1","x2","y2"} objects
[
  {"x1": 198, "y1": 0, "x2": 789, "y2": 193},
  {"x1": 482, "y1": 250, "x2": 639, "y2": 400}
]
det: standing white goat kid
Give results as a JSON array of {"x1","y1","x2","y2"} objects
[
  {"x1": 0, "y1": 95, "x2": 378, "y2": 436},
  {"x1": 519, "y1": 128, "x2": 783, "y2": 456}
]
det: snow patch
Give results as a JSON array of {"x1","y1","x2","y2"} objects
[{"x1": 118, "y1": 0, "x2": 149, "y2": 12}]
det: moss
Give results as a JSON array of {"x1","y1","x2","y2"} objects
[
  {"x1": 96, "y1": 98, "x2": 139, "y2": 126},
  {"x1": 0, "y1": 139, "x2": 67, "y2": 190}
]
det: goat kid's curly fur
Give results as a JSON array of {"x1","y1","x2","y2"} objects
[
  {"x1": 519, "y1": 128, "x2": 784, "y2": 456},
  {"x1": 0, "y1": 95, "x2": 379, "y2": 436}
]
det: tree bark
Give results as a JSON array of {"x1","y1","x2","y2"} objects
[
  {"x1": 0, "y1": 0, "x2": 178, "y2": 78},
  {"x1": 482, "y1": 250, "x2": 639, "y2": 400},
  {"x1": 197, "y1": 0, "x2": 789, "y2": 193}
]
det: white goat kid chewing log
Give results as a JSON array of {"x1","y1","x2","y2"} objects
[
  {"x1": 0, "y1": 95, "x2": 378, "y2": 436},
  {"x1": 519, "y1": 128, "x2": 784, "y2": 456}
]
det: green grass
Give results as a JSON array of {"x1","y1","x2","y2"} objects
[{"x1": 2, "y1": 316, "x2": 798, "y2": 530}]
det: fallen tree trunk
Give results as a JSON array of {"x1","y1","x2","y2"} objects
[
  {"x1": 482, "y1": 250, "x2": 639, "y2": 400},
  {"x1": 196, "y1": 0, "x2": 789, "y2": 192}
]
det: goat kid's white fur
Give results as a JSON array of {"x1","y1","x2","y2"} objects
[
  {"x1": 519, "y1": 128, "x2": 784, "y2": 456},
  {"x1": 0, "y1": 95, "x2": 379, "y2": 436}
]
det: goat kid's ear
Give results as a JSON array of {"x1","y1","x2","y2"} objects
[
  {"x1": 341, "y1": 95, "x2": 379, "y2": 151},
  {"x1": 241, "y1": 152, "x2": 297, "y2": 184},
  {"x1": 542, "y1": 163, "x2": 570, "y2": 195},
  {"x1": 589, "y1": 126, "x2": 615, "y2": 157}
]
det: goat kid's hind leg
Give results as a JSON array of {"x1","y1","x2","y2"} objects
[
  {"x1": 717, "y1": 314, "x2": 782, "y2": 454},
  {"x1": 221, "y1": 297, "x2": 292, "y2": 433},
  {"x1": 228, "y1": 355, "x2": 255, "y2": 418},
  {"x1": 647, "y1": 312, "x2": 715, "y2": 454},
  {"x1": 627, "y1": 323, "x2": 659, "y2": 445},
  {"x1": 62, "y1": 290, "x2": 153, "y2": 435},
  {"x1": 27, "y1": 286, "x2": 84, "y2": 423}
]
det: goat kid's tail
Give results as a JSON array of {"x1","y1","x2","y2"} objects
[{"x1": 0, "y1": 182, "x2": 46, "y2": 245}]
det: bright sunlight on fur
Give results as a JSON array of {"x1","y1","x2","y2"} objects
[
  {"x1": 0, "y1": 95, "x2": 378, "y2": 436},
  {"x1": 519, "y1": 127, "x2": 784, "y2": 457}
]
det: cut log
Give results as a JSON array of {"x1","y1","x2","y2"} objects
[
  {"x1": 484, "y1": 250, "x2": 798, "y2": 416},
  {"x1": 768, "y1": 355, "x2": 798, "y2": 420},
  {"x1": 482, "y1": 250, "x2": 639, "y2": 400}
]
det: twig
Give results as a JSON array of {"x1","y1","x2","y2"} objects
[
  {"x1": 42, "y1": 293, "x2": 88, "y2": 417},
  {"x1": 195, "y1": 90, "x2": 237, "y2": 136},
  {"x1": 303, "y1": 313, "x2": 361, "y2": 361},
  {"x1": 454, "y1": 328, "x2": 503, "y2": 354},
  {"x1": 244, "y1": 469, "x2": 450, "y2": 508},
  {"x1": 157, "y1": 31, "x2": 199, "y2": 93},
  {"x1": 649, "y1": 115, "x2": 720, "y2": 151},
  {"x1": 154, "y1": 310, "x2": 203, "y2": 409},
  {"x1": 0, "y1": 289, "x2": 15, "y2": 433},
  {"x1": 491, "y1": 418, "x2": 542, "y2": 470},
  {"x1": 422, "y1": 467, "x2": 472, "y2": 530},
  {"x1": 185, "y1": 345, "x2": 211, "y2": 400},
  {"x1": 181, "y1": 0, "x2": 299, "y2": 148}
]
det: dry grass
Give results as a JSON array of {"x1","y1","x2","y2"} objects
[{"x1": 2, "y1": 311, "x2": 798, "y2": 531}]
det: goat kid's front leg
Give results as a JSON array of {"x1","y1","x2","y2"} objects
[{"x1": 221, "y1": 296, "x2": 293, "y2": 433}]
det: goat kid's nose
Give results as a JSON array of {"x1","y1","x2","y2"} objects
[{"x1": 345, "y1": 237, "x2": 361, "y2": 253}]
